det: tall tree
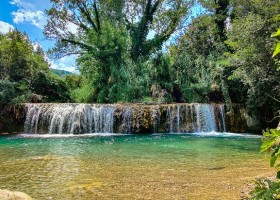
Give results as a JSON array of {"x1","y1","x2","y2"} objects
[
  {"x1": 198, "y1": 0, "x2": 230, "y2": 42},
  {"x1": 44, "y1": 0, "x2": 193, "y2": 102},
  {"x1": 225, "y1": 0, "x2": 280, "y2": 124},
  {"x1": 44, "y1": 0, "x2": 192, "y2": 60}
]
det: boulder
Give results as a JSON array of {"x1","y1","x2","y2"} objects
[{"x1": 0, "y1": 189, "x2": 33, "y2": 200}]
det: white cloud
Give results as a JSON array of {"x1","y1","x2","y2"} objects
[
  {"x1": 12, "y1": 10, "x2": 46, "y2": 29},
  {"x1": 49, "y1": 55, "x2": 78, "y2": 73},
  {"x1": 0, "y1": 21, "x2": 14, "y2": 33},
  {"x1": 10, "y1": 0, "x2": 34, "y2": 9},
  {"x1": 67, "y1": 22, "x2": 79, "y2": 34},
  {"x1": 10, "y1": 0, "x2": 47, "y2": 29},
  {"x1": 32, "y1": 41, "x2": 41, "y2": 51}
]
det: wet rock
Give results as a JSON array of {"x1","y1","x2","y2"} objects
[
  {"x1": 225, "y1": 104, "x2": 259, "y2": 133},
  {"x1": 0, "y1": 189, "x2": 33, "y2": 200}
]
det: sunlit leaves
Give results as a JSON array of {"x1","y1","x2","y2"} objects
[
  {"x1": 272, "y1": 28, "x2": 280, "y2": 57},
  {"x1": 272, "y1": 29, "x2": 280, "y2": 38},
  {"x1": 261, "y1": 129, "x2": 280, "y2": 168},
  {"x1": 273, "y1": 43, "x2": 280, "y2": 58}
]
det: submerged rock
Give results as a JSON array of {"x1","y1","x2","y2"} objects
[{"x1": 0, "y1": 189, "x2": 33, "y2": 200}]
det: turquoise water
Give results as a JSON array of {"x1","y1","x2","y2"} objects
[{"x1": 0, "y1": 133, "x2": 271, "y2": 200}]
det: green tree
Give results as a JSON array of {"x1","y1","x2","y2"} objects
[
  {"x1": 31, "y1": 71, "x2": 72, "y2": 102},
  {"x1": 44, "y1": 0, "x2": 193, "y2": 103},
  {"x1": 225, "y1": 0, "x2": 280, "y2": 122},
  {"x1": 169, "y1": 14, "x2": 227, "y2": 103},
  {"x1": 0, "y1": 30, "x2": 72, "y2": 104}
]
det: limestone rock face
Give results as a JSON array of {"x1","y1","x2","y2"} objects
[
  {"x1": 0, "y1": 104, "x2": 26, "y2": 134},
  {"x1": 225, "y1": 104, "x2": 259, "y2": 133},
  {"x1": 0, "y1": 189, "x2": 33, "y2": 200}
]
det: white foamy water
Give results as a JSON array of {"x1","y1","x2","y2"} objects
[{"x1": 24, "y1": 103, "x2": 227, "y2": 134}]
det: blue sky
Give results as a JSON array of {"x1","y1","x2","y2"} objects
[{"x1": 0, "y1": 0, "x2": 77, "y2": 72}]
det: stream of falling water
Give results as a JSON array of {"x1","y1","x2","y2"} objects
[{"x1": 24, "y1": 103, "x2": 226, "y2": 134}]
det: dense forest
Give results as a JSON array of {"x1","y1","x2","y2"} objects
[{"x1": 0, "y1": 0, "x2": 280, "y2": 128}]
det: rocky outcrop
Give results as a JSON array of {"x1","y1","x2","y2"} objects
[
  {"x1": 0, "y1": 189, "x2": 33, "y2": 200},
  {"x1": 225, "y1": 104, "x2": 260, "y2": 133},
  {"x1": 0, "y1": 105, "x2": 26, "y2": 134}
]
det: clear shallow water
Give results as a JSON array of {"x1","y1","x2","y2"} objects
[{"x1": 0, "y1": 133, "x2": 272, "y2": 200}]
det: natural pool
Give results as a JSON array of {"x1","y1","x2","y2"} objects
[{"x1": 0, "y1": 133, "x2": 273, "y2": 200}]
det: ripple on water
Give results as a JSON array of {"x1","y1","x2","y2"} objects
[{"x1": 0, "y1": 133, "x2": 271, "y2": 200}]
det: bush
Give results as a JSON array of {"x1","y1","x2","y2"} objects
[
  {"x1": 245, "y1": 179, "x2": 280, "y2": 200},
  {"x1": 31, "y1": 71, "x2": 72, "y2": 102}
]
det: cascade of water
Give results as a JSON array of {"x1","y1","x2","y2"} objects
[
  {"x1": 24, "y1": 104, "x2": 38, "y2": 133},
  {"x1": 151, "y1": 106, "x2": 160, "y2": 133},
  {"x1": 194, "y1": 104, "x2": 217, "y2": 132},
  {"x1": 167, "y1": 106, "x2": 174, "y2": 133},
  {"x1": 24, "y1": 103, "x2": 227, "y2": 134},
  {"x1": 189, "y1": 104, "x2": 194, "y2": 132},
  {"x1": 176, "y1": 105, "x2": 180, "y2": 132},
  {"x1": 24, "y1": 104, "x2": 115, "y2": 134},
  {"x1": 194, "y1": 104, "x2": 202, "y2": 132},
  {"x1": 218, "y1": 104, "x2": 226, "y2": 132},
  {"x1": 122, "y1": 107, "x2": 132, "y2": 133}
]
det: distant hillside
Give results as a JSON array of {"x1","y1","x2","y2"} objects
[{"x1": 50, "y1": 68, "x2": 72, "y2": 76}]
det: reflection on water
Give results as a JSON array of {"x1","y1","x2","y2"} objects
[{"x1": 0, "y1": 133, "x2": 273, "y2": 200}]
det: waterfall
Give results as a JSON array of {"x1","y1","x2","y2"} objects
[
  {"x1": 194, "y1": 104, "x2": 216, "y2": 132},
  {"x1": 176, "y1": 105, "x2": 180, "y2": 133},
  {"x1": 166, "y1": 104, "x2": 226, "y2": 133},
  {"x1": 218, "y1": 104, "x2": 226, "y2": 132},
  {"x1": 24, "y1": 104, "x2": 115, "y2": 134},
  {"x1": 167, "y1": 106, "x2": 174, "y2": 133},
  {"x1": 151, "y1": 106, "x2": 160, "y2": 133},
  {"x1": 24, "y1": 103, "x2": 226, "y2": 134},
  {"x1": 123, "y1": 107, "x2": 132, "y2": 133}
]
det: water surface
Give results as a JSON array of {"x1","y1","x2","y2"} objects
[{"x1": 0, "y1": 133, "x2": 273, "y2": 200}]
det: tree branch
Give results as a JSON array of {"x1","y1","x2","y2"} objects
[
  {"x1": 77, "y1": 1, "x2": 98, "y2": 33},
  {"x1": 61, "y1": 38, "x2": 94, "y2": 51},
  {"x1": 93, "y1": 0, "x2": 101, "y2": 32}
]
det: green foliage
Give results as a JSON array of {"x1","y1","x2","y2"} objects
[
  {"x1": 245, "y1": 179, "x2": 280, "y2": 200},
  {"x1": 244, "y1": 9, "x2": 280, "y2": 198},
  {"x1": 31, "y1": 71, "x2": 72, "y2": 102},
  {"x1": 0, "y1": 30, "x2": 72, "y2": 107},
  {"x1": 0, "y1": 31, "x2": 50, "y2": 82},
  {"x1": 225, "y1": 0, "x2": 280, "y2": 118},
  {"x1": 0, "y1": 80, "x2": 16, "y2": 109},
  {"x1": 72, "y1": 82, "x2": 94, "y2": 103},
  {"x1": 245, "y1": 128, "x2": 280, "y2": 200},
  {"x1": 272, "y1": 28, "x2": 280, "y2": 58},
  {"x1": 261, "y1": 129, "x2": 280, "y2": 168},
  {"x1": 44, "y1": 0, "x2": 192, "y2": 103},
  {"x1": 65, "y1": 74, "x2": 82, "y2": 90}
]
